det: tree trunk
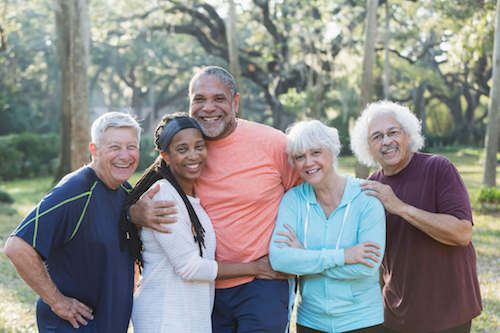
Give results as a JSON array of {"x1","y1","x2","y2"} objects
[
  {"x1": 483, "y1": 0, "x2": 500, "y2": 187},
  {"x1": 54, "y1": 0, "x2": 90, "y2": 182},
  {"x1": 226, "y1": 0, "x2": 244, "y2": 118},
  {"x1": 413, "y1": 81, "x2": 428, "y2": 137},
  {"x1": 356, "y1": 0, "x2": 379, "y2": 179},
  {"x1": 383, "y1": 0, "x2": 390, "y2": 100}
]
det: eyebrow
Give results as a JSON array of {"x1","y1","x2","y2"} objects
[{"x1": 369, "y1": 126, "x2": 400, "y2": 138}]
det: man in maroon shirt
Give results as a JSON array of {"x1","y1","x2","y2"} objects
[{"x1": 350, "y1": 101, "x2": 482, "y2": 333}]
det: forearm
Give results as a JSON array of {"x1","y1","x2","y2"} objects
[
  {"x1": 397, "y1": 204, "x2": 472, "y2": 246},
  {"x1": 321, "y1": 259, "x2": 380, "y2": 280},
  {"x1": 216, "y1": 262, "x2": 257, "y2": 280},
  {"x1": 4, "y1": 237, "x2": 63, "y2": 307},
  {"x1": 269, "y1": 246, "x2": 343, "y2": 276}
]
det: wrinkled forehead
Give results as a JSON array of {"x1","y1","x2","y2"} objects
[
  {"x1": 190, "y1": 74, "x2": 231, "y2": 97},
  {"x1": 99, "y1": 126, "x2": 139, "y2": 145},
  {"x1": 368, "y1": 113, "x2": 402, "y2": 134}
]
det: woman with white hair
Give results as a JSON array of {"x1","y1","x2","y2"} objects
[{"x1": 269, "y1": 120, "x2": 386, "y2": 333}]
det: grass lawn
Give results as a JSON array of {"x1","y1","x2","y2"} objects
[{"x1": 0, "y1": 147, "x2": 498, "y2": 332}]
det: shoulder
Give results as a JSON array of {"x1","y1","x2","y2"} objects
[
  {"x1": 151, "y1": 179, "x2": 182, "y2": 203},
  {"x1": 348, "y1": 176, "x2": 384, "y2": 209},
  {"x1": 281, "y1": 183, "x2": 306, "y2": 202},
  {"x1": 368, "y1": 168, "x2": 383, "y2": 181},
  {"x1": 238, "y1": 119, "x2": 286, "y2": 143},
  {"x1": 48, "y1": 167, "x2": 99, "y2": 202},
  {"x1": 415, "y1": 153, "x2": 457, "y2": 174},
  {"x1": 414, "y1": 152, "x2": 451, "y2": 166}
]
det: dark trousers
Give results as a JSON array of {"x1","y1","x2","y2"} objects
[
  {"x1": 212, "y1": 279, "x2": 289, "y2": 333},
  {"x1": 382, "y1": 321, "x2": 472, "y2": 333},
  {"x1": 296, "y1": 323, "x2": 386, "y2": 333}
]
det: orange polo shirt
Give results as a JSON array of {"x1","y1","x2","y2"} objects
[{"x1": 195, "y1": 119, "x2": 300, "y2": 288}]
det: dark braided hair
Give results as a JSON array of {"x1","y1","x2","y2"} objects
[{"x1": 120, "y1": 112, "x2": 206, "y2": 270}]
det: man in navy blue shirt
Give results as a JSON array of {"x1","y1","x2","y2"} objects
[{"x1": 4, "y1": 112, "x2": 141, "y2": 332}]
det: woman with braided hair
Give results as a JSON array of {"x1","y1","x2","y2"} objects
[{"x1": 128, "y1": 113, "x2": 277, "y2": 333}]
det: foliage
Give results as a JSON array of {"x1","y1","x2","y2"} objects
[
  {"x1": 478, "y1": 187, "x2": 500, "y2": 204},
  {"x1": 0, "y1": 0, "x2": 59, "y2": 135},
  {"x1": 0, "y1": 133, "x2": 59, "y2": 180},
  {"x1": 474, "y1": 187, "x2": 500, "y2": 212},
  {"x1": 0, "y1": 189, "x2": 14, "y2": 204},
  {"x1": 137, "y1": 134, "x2": 158, "y2": 172},
  {"x1": 0, "y1": 0, "x2": 498, "y2": 147}
]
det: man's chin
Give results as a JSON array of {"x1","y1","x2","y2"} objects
[{"x1": 199, "y1": 127, "x2": 222, "y2": 139}]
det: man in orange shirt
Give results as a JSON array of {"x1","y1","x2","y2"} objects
[{"x1": 129, "y1": 66, "x2": 299, "y2": 332}]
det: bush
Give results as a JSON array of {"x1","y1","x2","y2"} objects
[
  {"x1": 137, "y1": 134, "x2": 158, "y2": 172},
  {"x1": 0, "y1": 188, "x2": 14, "y2": 204},
  {"x1": 0, "y1": 132, "x2": 60, "y2": 180},
  {"x1": 478, "y1": 187, "x2": 500, "y2": 204}
]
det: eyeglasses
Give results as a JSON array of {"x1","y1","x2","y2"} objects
[{"x1": 369, "y1": 127, "x2": 403, "y2": 144}]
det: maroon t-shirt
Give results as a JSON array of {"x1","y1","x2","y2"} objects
[{"x1": 370, "y1": 153, "x2": 482, "y2": 333}]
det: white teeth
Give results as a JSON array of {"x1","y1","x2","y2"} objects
[
  {"x1": 186, "y1": 164, "x2": 200, "y2": 169},
  {"x1": 203, "y1": 116, "x2": 220, "y2": 122},
  {"x1": 305, "y1": 169, "x2": 319, "y2": 174},
  {"x1": 114, "y1": 164, "x2": 130, "y2": 168},
  {"x1": 383, "y1": 148, "x2": 397, "y2": 155}
]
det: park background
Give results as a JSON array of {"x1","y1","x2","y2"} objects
[{"x1": 0, "y1": 0, "x2": 499, "y2": 332}]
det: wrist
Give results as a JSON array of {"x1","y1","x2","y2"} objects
[
  {"x1": 44, "y1": 287, "x2": 63, "y2": 309},
  {"x1": 397, "y1": 202, "x2": 412, "y2": 219}
]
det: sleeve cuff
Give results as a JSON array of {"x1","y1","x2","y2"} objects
[{"x1": 322, "y1": 248, "x2": 345, "y2": 268}]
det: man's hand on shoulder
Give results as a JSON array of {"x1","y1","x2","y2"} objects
[
  {"x1": 128, "y1": 184, "x2": 178, "y2": 233},
  {"x1": 361, "y1": 180, "x2": 407, "y2": 216},
  {"x1": 50, "y1": 294, "x2": 93, "y2": 329}
]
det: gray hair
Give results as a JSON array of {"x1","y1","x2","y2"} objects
[
  {"x1": 285, "y1": 119, "x2": 342, "y2": 168},
  {"x1": 189, "y1": 66, "x2": 237, "y2": 99},
  {"x1": 350, "y1": 101, "x2": 424, "y2": 167},
  {"x1": 91, "y1": 112, "x2": 141, "y2": 146}
]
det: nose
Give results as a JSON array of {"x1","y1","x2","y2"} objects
[
  {"x1": 187, "y1": 148, "x2": 198, "y2": 159},
  {"x1": 381, "y1": 133, "x2": 392, "y2": 145},
  {"x1": 304, "y1": 154, "x2": 313, "y2": 166},
  {"x1": 202, "y1": 99, "x2": 216, "y2": 112},
  {"x1": 118, "y1": 147, "x2": 132, "y2": 159}
]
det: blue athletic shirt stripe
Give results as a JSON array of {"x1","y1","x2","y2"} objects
[
  {"x1": 69, "y1": 181, "x2": 98, "y2": 240},
  {"x1": 14, "y1": 181, "x2": 98, "y2": 246}
]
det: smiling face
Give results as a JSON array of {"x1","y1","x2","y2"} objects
[
  {"x1": 161, "y1": 128, "x2": 207, "y2": 195},
  {"x1": 90, "y1": 126, "x2": 139, "y2": 189},
  {"x1": 293, "y1": 147, "x2": 334, "y2": 186},
  {"x1": 368, "y1": 114, "x2": 413, "y2": 176},
  {"x1": 189, "y1": 75, "x2": 239, "y2": 141}
]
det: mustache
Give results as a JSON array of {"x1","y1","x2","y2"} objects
[{"x1": 380, "y1": 143, "x2": 398, "y2": 153}]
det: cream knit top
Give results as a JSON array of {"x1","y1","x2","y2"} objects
[{"x1": 132, "y1": 180, "x2": 218, "y2": 333}]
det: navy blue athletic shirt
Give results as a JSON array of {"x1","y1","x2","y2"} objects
[{"x1": 14, "y1": 166, "x2": 134, "y2": 332}]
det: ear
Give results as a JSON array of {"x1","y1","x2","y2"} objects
[
  {"x1": 232, "y1": 93, "x2": 240, "y2": 114},
  {"x1": 89, "y1": 142, "x2": 97, "y2": 157},
  {"x1": 160, "y1": 151, "x2": 170, "y2": 164}
]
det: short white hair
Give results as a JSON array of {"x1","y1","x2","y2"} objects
[
  {"x1": 350, "y1": 101, "x2": 424, "y2": 167},
  {"x1": 91, "y1": 112, "x2": 141, "y2": 146},
  {"x1": 285, "y1": 119, "x2": 342, "y2": 168}
]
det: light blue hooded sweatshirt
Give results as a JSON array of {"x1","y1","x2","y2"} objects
[{"x1": 269, "y1": 175, "x2": 386, "y2": 333}]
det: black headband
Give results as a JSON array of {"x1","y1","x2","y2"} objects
[{"x1": 158, "y1": 116, "x2": 203, "y2": 151}]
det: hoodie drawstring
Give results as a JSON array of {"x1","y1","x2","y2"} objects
[{"x1": 303, "y1": 202, "x2": 351, "y2": 250}]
